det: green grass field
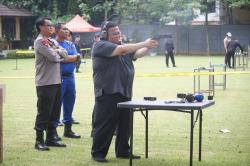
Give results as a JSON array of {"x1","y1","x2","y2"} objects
[{"x1": 0, "y1": 55, "x2": 250, "y2": 166}]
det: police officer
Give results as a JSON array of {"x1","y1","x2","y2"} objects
[
  {"x1": 54, "y1": 23, "x2": 81, "y2": 138},
  {"x1": 164, "y1": 34, "x2": 176, "y2": 67},
  {"x1": 91, "y1": 21, "x2": 158, "y2": 162},
  {"x1": 226, "y1": 40, "x2": 244, "y2": 68},
  {"x1": 34, "y1": 17, "x2": 78, "y2": 151}
]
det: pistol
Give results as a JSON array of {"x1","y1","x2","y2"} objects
[{"x1": 152, "y1": 35, "x2": 169, "y2": 40}]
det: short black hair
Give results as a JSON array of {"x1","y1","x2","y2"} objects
[
  {"x1": 54, "y1": 23, "x2": 65, "y2": 32},
  {"x1": 101, "y1": 21, "x2": 117, "y2": 32},
  {"x1": 68, "y1": 30, "x2": 73, "y2": 36},
  {"x1": 35, "y1": 17, "x2": 51, "y2": 33}
]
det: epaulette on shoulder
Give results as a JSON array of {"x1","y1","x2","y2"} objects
[
  {"x1": 49, "y1": 38, "x2": 60, "y2": 47},
  {"x1": 48, "y1": 37, "x2": 56, "y2": 43}
]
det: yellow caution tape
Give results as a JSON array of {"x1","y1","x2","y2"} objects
[
  {"x1": 80, "y1": 48, "x2": 91, "y2": 51},
  {"x1": 0, "y1": 71, "x2": 250, "y2": 79},
  {"x1": 16, "y1": 49, "x2": 91, "y2": 54},
  {"x1": 135, "y1": 71, "x2": 250, "y2": 77},
  {"x1": 16, "y1": 50, "x2": 34, "y2": 54},
  {"x1": 0, "y1": 76, "x2": 35, "y2": 79}
]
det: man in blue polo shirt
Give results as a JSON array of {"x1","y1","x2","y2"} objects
[{"x1": 54, "y1": 23, "x2": 81, "y2": 139}]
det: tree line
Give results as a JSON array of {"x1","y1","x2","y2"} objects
[{"x1": 0, "y1": 0, "x2": 249, "y2": 26}]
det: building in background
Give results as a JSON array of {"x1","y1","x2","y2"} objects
[
  {"x1": 192, "y1": 0, "x2": 250, "y2": 25},
  {"x1": 0, "y1": 4, "x2": 35, "y2": 51}
]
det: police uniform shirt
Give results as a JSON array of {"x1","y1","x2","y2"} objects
[
  {"x1": 92, "y1": 40, "x2": 135, "y2": 98},
  {"x1": 58, "y1": 41, "x2": 77, "y2": 75},
  {"x1": 34, "y1": 34, "x2": 63, "y2": 86}
]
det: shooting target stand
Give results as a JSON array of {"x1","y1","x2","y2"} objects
[
  {"x1": 209, "y1": 64, "x2": 227, "y2": 90},
  {"x1": 234, "y1": 51, "x2": 248, "y2": 71},
  {"x1": 193, "y1": 67, "x2": 214, "y2": 97}
]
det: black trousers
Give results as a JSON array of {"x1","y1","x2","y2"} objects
[
  {"x1": 165, "y1": 51, "x2": 175, "y2": 66},
  {"x1": 35, "y1": 84, "x2": 61, "y2": 132},
  {"x1": 225, "y1": 51, "x2": 235, "y2": 68},
  {"x1": 91, "y1": 93, "x2": 130, "y2": 158}
]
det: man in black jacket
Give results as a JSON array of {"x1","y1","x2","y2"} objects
[
  {"x1": 164, "y1": 34, "x2": 176, "y2": 67},
  {"x1": 226, "y1": 40, "x2": 244, "y2": 68}
]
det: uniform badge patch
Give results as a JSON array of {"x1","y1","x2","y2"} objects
[{"x1": 41, "y1": 39, "x2": 49, "y2": 47}]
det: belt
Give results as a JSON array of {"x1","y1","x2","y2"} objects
[{"x1": 62, "y1": 73, "x2": 73, "y2": 77}]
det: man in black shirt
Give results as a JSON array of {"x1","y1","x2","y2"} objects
[
  {"x1": 226, "y1": 40, "x2": 243, "y2": 68},
  {"x1": 91, "y1": 21, "x2": 158, "y2": 162},
  {"x1": 164, "y1": 34, "x2": 176, "y2": 67}
]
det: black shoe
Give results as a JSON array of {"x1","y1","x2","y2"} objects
[
  {"x1": 53, "y1": 130, "x2": 62, "y2": 141},
  {"x1": 53, "y1": 133, "x2": 62, "y2": 141},
  {"x1": 46, "y1": 129, "x2": 62, "y2": 141},
  {"x1": 55, "y1": 135, "x2": 62, "y2": 141},
  {"x1": 64, "y1": 131, "x2": 81, "y2": 138},
  {"x1": 173, "y1": 65, "x2": 176, "y2": 67},
  {"x1": 92, "y1": 156, "x2": 108, "y2": 163},
  {"x1": 117, "y1": 154, "x2": 141, "y2": 159},
  {"x1": 72, "y1": 119, "x2": 80, "y2": 124},
  {"x1": 45, "y1": 140, "x2": 66, "y2": 147},
  {"x1": 64, "y1": 124, "x2": 81, "y2": 138},
  {"x1": 35, "y1": 141, "x2": 50, "y2": 151}
]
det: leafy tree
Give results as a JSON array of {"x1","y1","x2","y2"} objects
[
  {"x1": 227, "y1": 0, "x2": 250, "y2": 7},
  {"x1": 1, "y1": 0, "x2": 249, "y2": 25},
  {"x1": 92, "y1": 0, "x2": 115, "y2": 20},
  {"x1": 67, "y1": 0, "x2": 79, "y2": 15},
  {"x1": 200, "y1": 0, "x2": 211, "y2": 59},
  {"x1": 114, "y1": 0, "x2": 200, "y2": 25},
  {"x1": 78, "y1": 2, "x2": 91, "y2": 20},
  {"x1": 221, "y1": 0, "x2": 250, "y2": 24},
  {"x1": 115, "y1": 0, "x2": 154, "y2": 24}
]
